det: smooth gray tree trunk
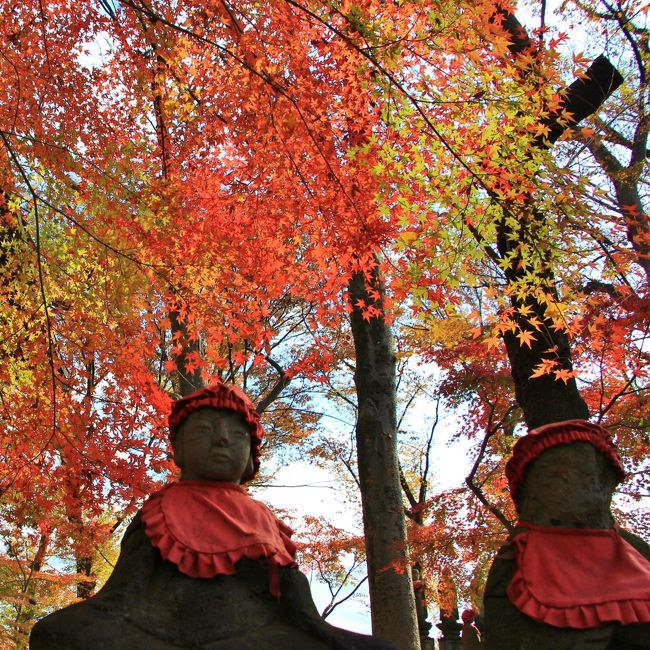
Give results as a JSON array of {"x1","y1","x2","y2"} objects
[{"x1": 348, "y1": 267, "x2": 420, "y2": 650}]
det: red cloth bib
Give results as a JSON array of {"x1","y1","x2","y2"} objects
[
  {"x1": 141, "y1": 481, "x2": 297, "y2": 596},
  {"x1": 507, "y1": 521, "x2": 650, "y2": 628}
]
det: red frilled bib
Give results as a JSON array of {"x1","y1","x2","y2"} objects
[
  {"x1": 141, "y1": 482, "x2": 297, "y2": 596},
  {"x1": 507, "y1": 522, "x2": 650, "y2": 628}
]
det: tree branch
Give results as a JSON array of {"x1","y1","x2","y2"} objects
[
  {"x1": 418, "y1": 398, "x2": 440, "y2": 507},
  {"x1": 465, "y1": 407, "x2": 516, "y2": 533},
  {"x1": 255, "y1": 355, "x2": 291, "y2": 413},
  {"x1": 321, "y1": 574, "x2": 368, "y2": 620}
]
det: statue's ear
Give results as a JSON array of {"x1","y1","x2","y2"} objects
[
  {"x1": 173, "y1": 432, "x2": 184, "y2": 469},
  {"x1": 241, "y1": 452, "x2": 254, "y2": 483}
]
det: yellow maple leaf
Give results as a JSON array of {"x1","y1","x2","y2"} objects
[
  {"x1": 534, "y1": 123, "x2": 551, "y2": 138},
  {"x1": 399, "y1": 231, "x2": 418, "y2": 244}
]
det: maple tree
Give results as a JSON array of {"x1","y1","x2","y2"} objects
[
  {"x1": 392, "y1": 0, "x2": 649, "y2": 620},
  {"x1": 0, "y1": 1, "x2": 428, "y2": 645},
  {"x1": 0, "y1": 0, "x2": 647, "y2": 647}
]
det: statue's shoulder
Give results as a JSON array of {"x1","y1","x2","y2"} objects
[
  {"x1": 619, "y1": 527, "x2": 650, "y2": 561},
  {"x1": 121, "y1": 510, "x2": 143, "y2": 543},
  {"x1": 114, "y1": 509, "x2": 155, "y2": 558}
]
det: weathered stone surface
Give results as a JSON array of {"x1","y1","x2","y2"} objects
[
  {"x1": 516, "y1": 442, "x2": 618, "y2": 529},
  {"x1": 30, "y1": 514, "x2": 394, "y2": 650}
]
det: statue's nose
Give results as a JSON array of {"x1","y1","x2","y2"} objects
[{"x1": 213, "y1": 425, "x2": 230, "y2": 445}]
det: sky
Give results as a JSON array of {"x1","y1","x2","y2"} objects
[{"x1": 257, "y1": 462, "x2": 374, "y2": 633}]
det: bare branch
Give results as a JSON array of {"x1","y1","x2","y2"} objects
[
  {"x1": 465, "y1": 406, "x2": 516, "y2": 533},
  {"x1": 399, "y1": 461, "x2": 418, "y2": 514},
  {"x1": 255, "y1": 355, "x2": 291, "y2": 413},
  {"x1": 322, "y1": 575, "x2": 368, "y2": 620},
  {"x1": 419, "y1": 398, "x2": 440, "y2": 506}
]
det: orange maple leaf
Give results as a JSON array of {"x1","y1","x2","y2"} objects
[
  {"x1": 484, "y1": 335, "x2": 501, "y2": 350},
  {"x1": 516, "y1": 329, "x2": 535, "y2": 348},
  {"x1": 553, "y1": 368, "x2": 575, "y2": 384},
  {"x1": 530, "y1": 358, "x2": 559, "y2": 379}
]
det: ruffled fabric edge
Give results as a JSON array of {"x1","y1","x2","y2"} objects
[
  {"x1": 507, "y1": 568, "x2": 650, "y2": 628},
  {"x1": 505, "y1": 419, "x2": 625, "y2": 502},
  {"x1": 507, "y1": 522, "x2": 650, "y2": 628},
  {"x1": 141, "y1": 488, "x2": 296, "y2": 581},
  {"x1": 142, "y1": 488, "x2": 298, "y2": 597}
]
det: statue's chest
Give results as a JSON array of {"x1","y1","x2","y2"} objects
[{"x1": 126, "y1": 559, "x2": 283, "y2": 644}]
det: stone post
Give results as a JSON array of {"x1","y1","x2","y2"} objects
[
  {"x1": 436, "y1": 607, "x2": 462, "y2": 650},
  {"x1": 413, "y1": 567, "x2": 436, "y2": 650}
]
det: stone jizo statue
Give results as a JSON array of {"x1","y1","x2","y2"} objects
[
  {"x1": 30, "y1": 383, "x2": 395, "y2": 649},
  {"x1": 460, "y1": 609, "x2": 481, "y2": 649},
  {"x1": 483, "y1": 419, "x2": 650, "y2": 650}
]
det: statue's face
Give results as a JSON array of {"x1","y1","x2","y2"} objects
[
  {"x1": 517, "y1": 442, "x2": 617, "y2": 528},
  {"x1": 175, "y1": 408, "x2": 252, "y2": 483}
]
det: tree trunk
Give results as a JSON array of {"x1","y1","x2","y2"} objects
[
  {"x1": 13, "y1": 532, "x2": 50, "y2": 648},
  {"x1": 169, "y1": 305, "x2": 204, "y2": 396},
  {"x1": 500, "y1": 303, "x2": 589, "y2": 428},
  {"x1": 489, "y1": 11, "x2": 624, "y2": 427},
  {"x1": 495, "y1": 202, "x2": 590, "y2": 428},
  {"x1": 348, "y1": 266, "x2": 420, "y2": 650},
  {"x1": 76, "y1": 555, "x2": 97, "y2": 600}
]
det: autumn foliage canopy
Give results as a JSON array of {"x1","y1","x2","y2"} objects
[{"x1": 0, "y1": 0, "x2": 647, "y2": 645}]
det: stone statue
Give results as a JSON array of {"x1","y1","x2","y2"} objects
[
  {"x1": 460, "y1": 609, "x2": 481, "y2": 649},
  {"x1": 30, "y1": 383, "x2": 395, "y2": 649},
  {"x1": 483, "y1": 419, "x2": 650, "y2": 650}
]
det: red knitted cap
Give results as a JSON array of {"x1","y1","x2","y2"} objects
[
  {"x1": 461, "y1": 609, "x2": 477, "y2": 623},
  {"x1": 169, "y1": 383, "x2": 263, "y2": 482},
  {"x1": 505, "y1": 419, "x2": 625, "y2": 503}
]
